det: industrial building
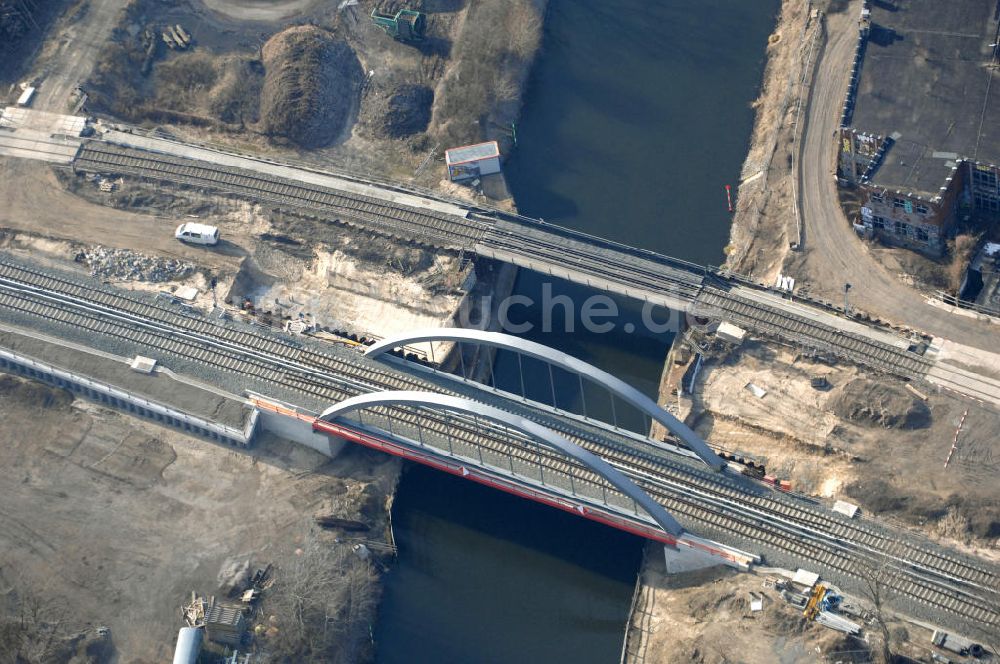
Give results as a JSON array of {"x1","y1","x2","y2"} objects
[{"x1": 837, "y1": 0, "x2": 1000, "y2": 255}]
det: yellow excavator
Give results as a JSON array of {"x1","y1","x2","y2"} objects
[{"x1": 803, "y1": 584, "x2": 828, "y2": 621}]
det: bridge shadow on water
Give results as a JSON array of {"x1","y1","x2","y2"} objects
[{"x1": 374, "y1": 464, "x2": 643, "y2": 664}]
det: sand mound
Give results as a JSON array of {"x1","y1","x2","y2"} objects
[
  {"x1": 362, "y1": 83, "x2": 434, "y2": 139},
  {"x1": 259, "y1": 26, "x2": 362, "y2": 148},
  {"x1": 831, "y1": 379, "x2": 930, "y2": 430}
]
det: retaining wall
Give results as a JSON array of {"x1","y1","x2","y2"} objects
[{"x1": 0, "y1": 348, "x2": 257, "y2": 447}]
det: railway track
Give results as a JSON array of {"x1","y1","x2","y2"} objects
[
  {"x1": 477, "y1": 221, "x2": 705, "y2": 302},
  {"x1": 75, "y1": 143, "x2": 706, "y2": 303},
  {"x1": 695, "y1": 288, "x2": 933, "y2": 379},
  {"x1": 74, "y1": 143, "x2": 491, "y2": 250},
  {"x1": 0, "y1": 259, "x2": 996, "y2": 634},
  {"x1": 72, "y1": 142, "x2": 935, "y2": 385}
]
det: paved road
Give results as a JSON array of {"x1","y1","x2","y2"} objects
[
  {"x1": 33, "y1": 0, "x2": 126, "y2": 113},
  {"x1": 792, "y1": 4, "x2": 997, "y2": 352}
]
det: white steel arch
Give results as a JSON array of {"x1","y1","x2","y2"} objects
[
  {"x1": 364, "y1": 328, "x2": 725, "y2": 471},
  {"x1": 319, "y1": 390, "x2": 684, "y2": 537}
]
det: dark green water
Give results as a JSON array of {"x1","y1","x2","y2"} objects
[
  {"x1": 506, "y1": 0, "x2": 780, "y2": 265},
  {"x1": 375, "y1": 1, "x2": 778, "y2": 662}
]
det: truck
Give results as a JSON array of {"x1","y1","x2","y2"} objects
[
  {"x1": 370, "y1": 8, "x2": 426, "y2": 42},
  {"x1": 932, "y1": 630, "x2": 985, "y2": 658}
]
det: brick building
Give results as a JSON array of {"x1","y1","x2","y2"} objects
[{"x1": 836, "y1": 0, "x2": 1000, "y2": 256}]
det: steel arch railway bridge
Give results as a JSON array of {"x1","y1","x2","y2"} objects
[
  {"x1": 319, "y1": 391, "x2": 685, "y2": 537},
  {"x1": 0, "y1": 255, "x2": 998, "y2": 635},
  {"x1": 311, "y1": 328, "x2": 737, "y2": 546},
  {"x1": 362, "y1": 328, "x2": 726, "y2": 471}
]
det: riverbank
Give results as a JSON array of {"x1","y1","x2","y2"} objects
[
  {"x1": 725, "y1": 0, "x2": 825, "y2": 280},
  {"x1": 621, "y1": 545, "x2": 872, "y2": 663},
  {"x1": 625, "y1": 2, "x2": 820, "y2": 659},
  {"x1": 0, "y1": 1, "x2": 550, "y2": 660},
  {"x1": 0, "y1": 371, "x2": 402, "y2": 661}
]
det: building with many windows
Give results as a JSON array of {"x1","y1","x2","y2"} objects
[{"x1": 836, "y1": 0, "x2": 1000, "y2": 255}]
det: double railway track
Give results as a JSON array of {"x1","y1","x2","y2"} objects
[
  {"x1": 74, "y1": 143, "x2": 490, "y2": 250},
  {"x1": 696, "y1": 288, "x2": 933, "y2": 379},
  {"x1": 0, "y1": 258, "x2": 996, "y2": 635},
  {"x1": 73, "y1": 142, "x2": 935, "y2": 384}
]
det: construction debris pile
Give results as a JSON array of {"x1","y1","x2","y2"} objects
[
  {"x1": 179, "y1": 564, "x2": 272, "y2": 659},
  {"x1": 161, "y1": 24, "x2": 191, "y2": 51},
  {"x1": 77, "y1": 246, "x2": 196, "y2": 282},
  {"x1": 259, "y1": 26, "x2": 363, "y2": 148}
]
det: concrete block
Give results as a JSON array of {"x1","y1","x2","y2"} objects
[
  {"x1": 663, "y1": 543, "x2": 727, "y2": 574},
  {"x1": 258, "y1": 411, "x2": 344, "y2": 457}
]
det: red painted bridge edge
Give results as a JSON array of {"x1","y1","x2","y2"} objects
[{"x1": 312, "y1": 418, "x2": 679, "y2": 546}]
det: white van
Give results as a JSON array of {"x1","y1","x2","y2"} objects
[{"x1": 175, "y1": 222, "x2": 219, "y2": 246}]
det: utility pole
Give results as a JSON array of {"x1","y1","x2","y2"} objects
[{"x1": 844, "y1": 283, "x2": 852, "y2": 316}]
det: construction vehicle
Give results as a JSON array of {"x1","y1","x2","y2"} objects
[
  {"x1": 932, "y1": 630, "x2": 985, "y2": 658},
  {"x1": 370, "y1": 8, "x2": 426, "y2": 42},
  {"x1": 802, "y1": 584, "x2": 827, "y2": 621}
]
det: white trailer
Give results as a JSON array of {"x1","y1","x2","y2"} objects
[{"x1": 16, "y1": 87, "x2": 35, "y2": 107}]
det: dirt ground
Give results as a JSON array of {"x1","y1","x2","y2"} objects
[
  {"x1": 201, "y1": 0, "x2": 333, "y2": 22},
  {"x1": 685, "y1": 340, "x2": 1000, "y2": 556},
  {"x1": 59, "y1": 0, "x2": 540, "y2": 199},
  {"x1": 0, "y1": 160, "x2": 238, "y2": 271},
  {"x1": 0, "y1": 373, "x2": 401, "y2": 662},
  {"x1": 725, "y1": 0, "x2": 821, "y2": 279},
  {"x1": 624, "y1": 558, "x2": 876, "y2": 664},
  {"x1": 0, "y1": 156, "x2": 472, "y2": 338},
  {"x1": 624, "y1": 547, "x2": 971, "y2": 664}
]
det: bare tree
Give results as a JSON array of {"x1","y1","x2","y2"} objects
[
  {"x1": 259, "y1": 530, "x2": 379, "y2": 663},
  {"x1": 0, "y1": 585, "x2": 71, "y2": 664},
  {"x1": 858, "y1": 559, "x2": 896, "y2": 664}
]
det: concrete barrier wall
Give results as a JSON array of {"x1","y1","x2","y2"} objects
[
  {"x1": 257, "y1": 410, "x2": 345, "y2": 457},
  {"x1": 0, "y1": 348, "x2": 257, "y2": 447}
]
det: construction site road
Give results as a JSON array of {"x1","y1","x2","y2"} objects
[
  {"x1": 31, "y1": 0, "x2": 127, "y2": 113},
  {"x1": 793, "y1": 3, "x2": 997, "y2": 353}
]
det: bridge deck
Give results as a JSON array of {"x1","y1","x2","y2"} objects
[
  {"x1": 68, "y1": 135, "x2": 943, "y2": 386},
  {"x1": 475, "y1": 218, "x2": 704, "y2": 309},
  {"x1": 0, "y1": 253, "x2": 996, "y2": 637}
]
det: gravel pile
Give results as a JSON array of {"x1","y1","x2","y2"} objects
[{"x1": 78, "y1": 246, "x2": 196, "y2": 282}]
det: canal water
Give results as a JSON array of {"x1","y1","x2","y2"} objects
[{"x1": 375, "y1": 1, "x2": 778, "y2": 662}]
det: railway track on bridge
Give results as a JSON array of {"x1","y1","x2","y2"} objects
[
  {"x1": 73, "y1": 143, "x2": 490, "y2": 250},
  {"x1": 0, "y1": 259, "x2": 997, "y2": 635},
  {"x1": 696, "y1": 288, "x2": 933, "y2": 379},
  {"x1": 71, "y1": 141, "x2": 939, "y2": 386},
  {"x1": 477, "y1": 222, "x2": 705, "y2": 303}
]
